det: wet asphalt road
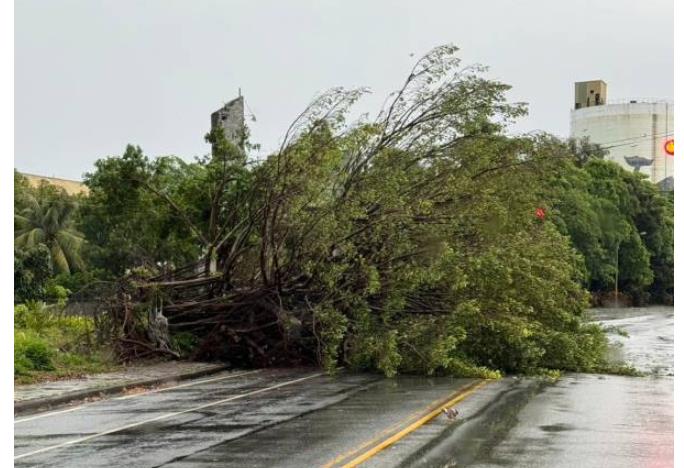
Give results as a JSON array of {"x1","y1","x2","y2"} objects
[
  {"x1": 384, "y1": 306, "x2": 674, "y2": 468},
  {"x1": 15, "y1": 369, "x2": 480, "y2": 467},
  {"x1": 14, "y1": 306, "x2": 673, "y2": 467}
]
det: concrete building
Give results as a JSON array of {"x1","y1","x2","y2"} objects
[
  {"x1": 570, "y1": 80, "x2": 674, "y2": 187},
  {"x1": 210, "y1": 96, "x2": 245, "y2": 149}
]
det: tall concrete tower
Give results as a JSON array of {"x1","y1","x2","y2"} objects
[
  {"x1": 211, "y1": 96, "x2": 245, "y2": 148},
  {"x1": 570, "y1": 80, "x2": 674, "y2": 188}
]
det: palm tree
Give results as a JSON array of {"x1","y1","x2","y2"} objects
[{"x1": 15, "y1": 194, "x2": 85, "y2": 274}]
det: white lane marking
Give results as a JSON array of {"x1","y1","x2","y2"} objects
[
  {"x1": 14, "y1": 372, "x2": 324, "y2": 460},
  {"x1": 113, "y1": 369, "x2": 262, "y2": 400},
  {"x1": 15, "y1": 370, "x2": 262, "y2": 424}
]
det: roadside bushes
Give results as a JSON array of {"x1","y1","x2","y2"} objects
[
  {"x1": 14, "y1": 331, "x2": 55, "y2": 375},
  {"x1": 14, "y1": 302, "x2": 113, "y2": 382}
]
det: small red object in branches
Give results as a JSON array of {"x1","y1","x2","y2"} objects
[{"x1": 535, "y1": 207, "x2": 546, "y2": 220}]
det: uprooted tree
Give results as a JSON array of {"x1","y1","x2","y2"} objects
[{"x1": 81, "y1": 45, "x2": 614, "y2": 376}]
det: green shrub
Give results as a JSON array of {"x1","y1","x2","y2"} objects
[
  {"x1": 45, "y1": 284, "x2": 71, "y2": 305},
  {"x1": 14, "y1": 302, "x2": 112, "y2": 382},
  {"x1": 171, "y1": 332, "x2": 199, "y2": 357},
  {"x1": 14, "y1": 302, "x2": 56, "y2": 333},
  {"x1": 13, "y1": 304, "x2": 29, "y2": 329},
  {"x1": 15, "y1": 302, "x2": 94, "y2": 341},
  {"x1": 14, "y1": 331, "x2": 55, "y2": 374}
]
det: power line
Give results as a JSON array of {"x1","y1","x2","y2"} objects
[
  {"x1": 602, "y1": 133, "x2": 674, "y2": 150},
  {"x1": 605, "y1": 131, "x2": 672, "y2": 145},
  {"x1": 574, "y1": 131, "x2": 674, "y2": 149}
]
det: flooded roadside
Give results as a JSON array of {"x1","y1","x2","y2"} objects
[{"x1": 592, "y1": 306, "x2": 674, "y2": 376}]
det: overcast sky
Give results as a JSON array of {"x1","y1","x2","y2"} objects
[{"x1": 15, "y1": 0, "x2": 673, "y2": 180}]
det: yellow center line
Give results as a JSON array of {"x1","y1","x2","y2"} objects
[
  {"x1": 323, "y1": 398, "x2": 444, "y2": 468},
  {"x1": 323, "y1": 379, "x2": 489, "y2": 468}
]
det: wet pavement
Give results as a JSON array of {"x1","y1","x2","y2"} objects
[
  {"x1": 14, "y1": 307, "x2": 673, "y2": 467},
  {"x1": 161, "y1": 377, "x2": 478, "y2": 467},
  {"x1": 15, "y1": 369, "x2": 379, "y2": 467},
  {"x1": 14, "y1": 361, "x2": 227, "y2": 409},
  {"x1": 384, "y1": 306, "x2": 674, "y2": 468}
]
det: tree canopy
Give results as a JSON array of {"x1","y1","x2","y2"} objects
[{"x1": 14, "y1": 177, "x2": 85, "y2": 275}]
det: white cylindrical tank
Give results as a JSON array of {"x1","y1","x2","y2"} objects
[{"x1": 570, "y1": 101, "x2": 674, "y2": 184}]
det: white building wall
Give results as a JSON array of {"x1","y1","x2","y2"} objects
[{"x1": 570, "y1": 102, "x2": 674, "y2": 184}]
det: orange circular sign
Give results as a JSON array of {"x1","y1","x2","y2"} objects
[{"x1": 664, "y1": 139, "x2": 674, "y2": 156}]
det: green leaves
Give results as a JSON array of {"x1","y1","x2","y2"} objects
[
  {"x1": 313, "y1": 304, "x2": 349, "y2": 374},
  {"x1": 540, "y1": 140, "x2": 673, "y2": 304},
  {"x1": 14, "y1": 245, "x2": 53, "y2": 303},
  {"x1": 14, "y1": 185, "x2": 85, "y2": 275}
]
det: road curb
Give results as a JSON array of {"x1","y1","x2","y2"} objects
[{"x1": 14, "y1": 363, "x2": 229, "y2": 415}]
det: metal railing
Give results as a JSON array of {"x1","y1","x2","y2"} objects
[{"x1": 605, "y1": 98, "x2": 674, "y2": 105}]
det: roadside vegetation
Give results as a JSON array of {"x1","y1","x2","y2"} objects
[
  {"x1": 14, "y1": 46, "x2": 673, "y2": 380},
  {"x1": 14, "y1": 302, "x2": 115, "y2": 384}
]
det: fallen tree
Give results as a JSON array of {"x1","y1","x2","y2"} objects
[{"x1": 82, "y1": 45, "x2": 614, "y2": 377}]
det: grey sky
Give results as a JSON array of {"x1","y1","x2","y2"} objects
[{"x1": 16, "y1": 0, "x2": 673, "y2": 180}]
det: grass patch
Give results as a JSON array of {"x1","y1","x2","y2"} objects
[{"x1": 14, "y1": 302, "x2": 116, "y2": 384}]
